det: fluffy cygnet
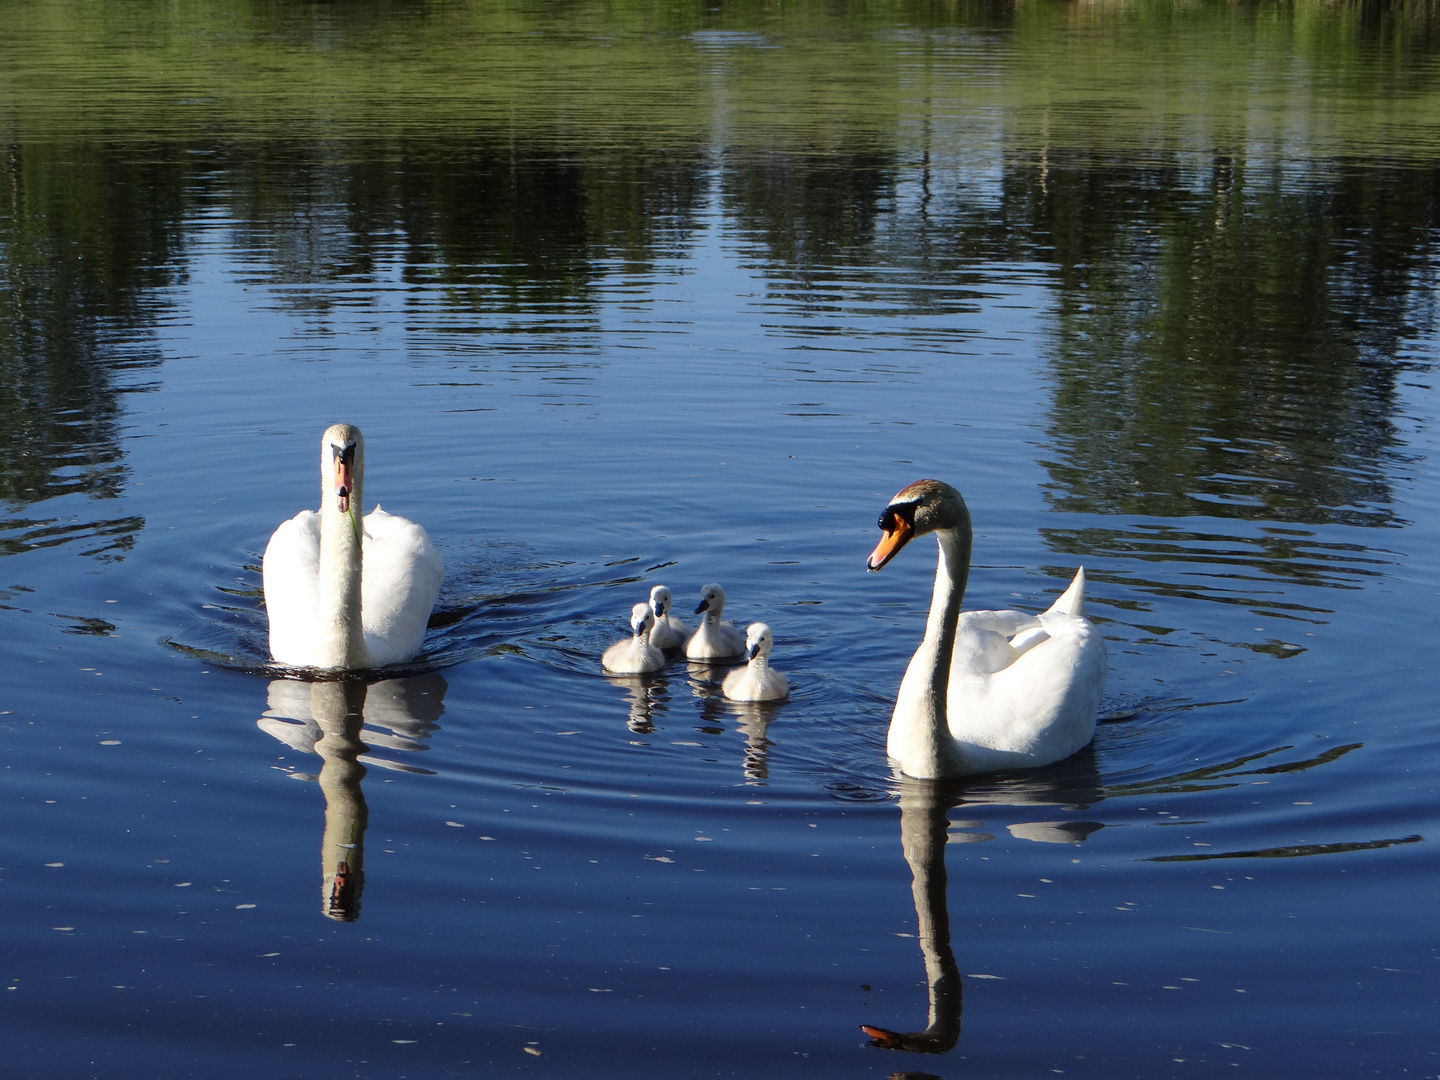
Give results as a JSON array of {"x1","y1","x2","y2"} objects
[
  {"x1": 722, "y1": 623, "x2": 789, "y2": 702},
  {"x1": 685, "y1": 582, "x2": 746, "y2": 661},
  {"x1": 602, "y1": 601, "x2": 665, "y2": 674},
  {"x1": 646, "y1": 585, "x2": 690, "y2": 652}
]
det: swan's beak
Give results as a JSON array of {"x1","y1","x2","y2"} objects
[
  {"x1": 746, "y1": 641, "x2": 761, "y2": 661},
  {"x1": 694, "y1": 598, "x2": 710, "y2": 614},
  {"x1": 332, "y1": 444, "x2": 355, "y2": 514},
  {"x1": 867, "y1": 514, "x2": 913, "y2": 571}
]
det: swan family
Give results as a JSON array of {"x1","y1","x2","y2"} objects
[{"x1": 261, "y1": 427, "x2": 1106, "y2": 775}]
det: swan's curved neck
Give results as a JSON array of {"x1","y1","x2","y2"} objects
[
  {"x1": 890, "y1": 525, "x2": 971, "y2": 776},
  {"x1": 316, "y1": 488, "x2": 371, "y2": 670}
]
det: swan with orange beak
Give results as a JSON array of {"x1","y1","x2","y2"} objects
[
  {"x1": 263, "y1": 423, "x2": 444, "y2": 670},
  {"x1": 867, "y1": 479, "x2": 1107, "y2": 778}
]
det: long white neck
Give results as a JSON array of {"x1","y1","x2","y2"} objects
[
  {"x1": 888, "y1": 527, "x2": 970, "y2": 777},
  {"x1": 315, "y1": 482, "x2": 370, "y2": 670}
]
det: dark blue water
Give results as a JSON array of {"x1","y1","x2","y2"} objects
[{"x1": 3, "y1": 4, "x2": 1440, "y2": 1077}]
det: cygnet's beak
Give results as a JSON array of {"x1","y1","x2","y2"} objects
[
  {"x1": 746, "y1": 640, "x2": 761, "y2": 662},
  {"x1": 866, "y1": 507, "x2": 913, "y2": 571},
  {"x1": 694, "y1": 598, "x2": 710, "y2": 614}
]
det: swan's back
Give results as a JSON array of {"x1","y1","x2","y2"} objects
[{"x1": 943, "y1": 569, "x2": 1106, "y2": 771}]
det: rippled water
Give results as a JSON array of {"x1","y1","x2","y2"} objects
[{"x1": 3, "y1": 2, "x2": 1440, "y2": 1077}]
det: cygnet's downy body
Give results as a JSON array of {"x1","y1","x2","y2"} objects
[
  {"x1": 602, "y1": 601, "x2": 665, "y2": 674},
  {"x1": 722, "y1": 623, "x2": 789, "y2": 702},
  {"x1": 646, "y1": 585, "x2": 690, "y2": 652},
  {"x1": 685, "y1": 582, "x2": 746, "y2": 661}
]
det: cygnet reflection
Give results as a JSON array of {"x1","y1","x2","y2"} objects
[
  {"x1": 603, "y1": 671, "x2": 672, "y2": 735},
  {"x1": 722, "y1": 699, "x2": 781, "y2": 783},
  {"x1": 256, "y1": 673, "x2": 447, "y2": 921}
]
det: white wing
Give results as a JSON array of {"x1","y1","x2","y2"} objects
[
  {"x1": 262, "y1": 511, "x2": 323, "y2": 667},
  {"x1": 360, "y1": 505, "x2": 445, "y2": 666}
]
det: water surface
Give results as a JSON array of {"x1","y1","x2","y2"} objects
[{"x1": 3, "y1": 2, "x2": 1439, "y2": 1077}]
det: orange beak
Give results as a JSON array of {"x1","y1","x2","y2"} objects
[
  {"x1": 334, "y1": 456, "x2": 353, "y2": 514},
  {"x1": 867, "y1": 515, "x2": 913, "y2": 571}
]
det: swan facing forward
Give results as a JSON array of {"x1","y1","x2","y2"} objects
[
  {"x1": 866, "y1": 479, "x2": 1107, "y2": 779},
  {"x1": 602, "y1": 601, "x2": 665, "y2": 674},
  {"x1": 262, "y1": 424, "x2": 444, "y2": 670},
  {"x1": 685, "y1": 583, "x2": 746, "y2": 661},
  {"x1": 647, "y1": 586, "x2": 690, "y2": 652},
  {"x1": 722, "y1": 623, "x2": 789, "y2": 702}
]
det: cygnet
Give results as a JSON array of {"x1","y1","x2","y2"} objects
[
  {"x1": 602, "y1": 601, "x2": 665, "y2": 674},
  {"x1": 685, "y1": 582, "x2": 746, "y2": 661},
  {"x1": 647, "y1": 585, "x2": 690, "y2": 652},
  {"x1": 723, "y1": 623, "x2": 789, "y2": 702}
]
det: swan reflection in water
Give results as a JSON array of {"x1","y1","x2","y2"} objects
[
  {"x1": 864, "y1": 757, "x2": 1105, "y2": 1056},
  {"x1": 256, "y1": 673, "x2": 447, "y2": 920}
]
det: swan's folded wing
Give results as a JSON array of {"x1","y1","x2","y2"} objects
[
  {"x1": 360, "y1": 506, "x2": 444, "y2": 666},
  {"x1": 963, "y1": 609, "x2": 1042, "y2": 636},
  {"x1": 983, "y1": 612, "x2": 1107, "y2": 756},
  {"x1": 262, "y1": 512, "x2": 322, "y2": 666}
]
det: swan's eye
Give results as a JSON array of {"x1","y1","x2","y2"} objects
[{"x1": 879, "y1": 502, "x2": 917, "y2": 532}]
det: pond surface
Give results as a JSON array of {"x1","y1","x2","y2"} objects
[{"x1": 3, "y1": 2, "x2": 1440, "y2": 1077}]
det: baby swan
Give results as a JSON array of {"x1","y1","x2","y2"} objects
[
  {"x1": 602, "y1": 601, "x2": 665, "y2": 674},
  {"x1": 723, "y1": 623, "x2": 789, "y2": 702},
  {"x1": 647, "y1": 585, "x2": 690, "y2": 651},
  {"x1": 685, "y1": 583, "x2": 746, "y2": 661}
]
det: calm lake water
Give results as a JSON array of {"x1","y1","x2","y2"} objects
[{"x1": 3, "y1": 2, "x2": 1440, "y2": 1077}]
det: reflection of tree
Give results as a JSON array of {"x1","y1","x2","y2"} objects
[
  {"x1": 0, "y1": 142, "x2": 174, "y2": 558},
  {"x1": 723, "y1": 149, "x2": 898, "y2": 274},
  {"x1": 971, "y1": 154, "x2": 1436, "y2": 529},
  {"x1": 221, "y1": 138, "x2": 706, "y2": 337},
  {"x1": 257, "y1": 673, "x2": 447, "y2": 920}
]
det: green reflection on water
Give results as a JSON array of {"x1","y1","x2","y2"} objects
[{"x1": 0, "y1": 0, "x2": 1437, "y2": 577}]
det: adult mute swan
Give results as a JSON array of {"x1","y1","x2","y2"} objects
[
  {"x1": 685, "y1": 583, "x2": 746, "y2": 661},
  {"x1": 722, "y1": 623, "x2": 789, "y2": 702},
  {"x1": 866, "y1": 479, "x2": 1107, "y2": 779},
  {"x1": 647, "y1": 585, "x2": 690, "y2": 652},
  {"x1": 602, "y1": 601, "x2": 665, "y2": 674},
  {"x1": 262, "y1": 423, "x2": 444, "y2": 670}
]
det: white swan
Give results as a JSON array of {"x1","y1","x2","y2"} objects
[
  {"x1": 602, "y1": 601, "x2": 665, "y2": 674},
  {"x1": 685, "y1": 582, "x2": 746, "y2": 661},
  {"x1": 722, "y1": 623, "x2": 789, "y2": 702},
  {"x1": 262, "y1": 423, "x2": 444, "y2": 670},
  {"x1": 647, "y1": 585, "x2": 690, "y2": 651},
  {"x1": 866, "y1": 479, "x2": 1107, "y2": 778}
]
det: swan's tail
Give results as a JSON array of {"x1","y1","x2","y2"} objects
[{"x1": 1046, "y1": 567, "x2": 1086, "y2": 618}]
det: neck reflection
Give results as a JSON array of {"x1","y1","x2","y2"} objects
[
  {"x1": 863, "y1": 777, "x2": 962, "y2": 1055},
  {"x1": 257, "y1": 673, "x2": 447, "y2": 921}
]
